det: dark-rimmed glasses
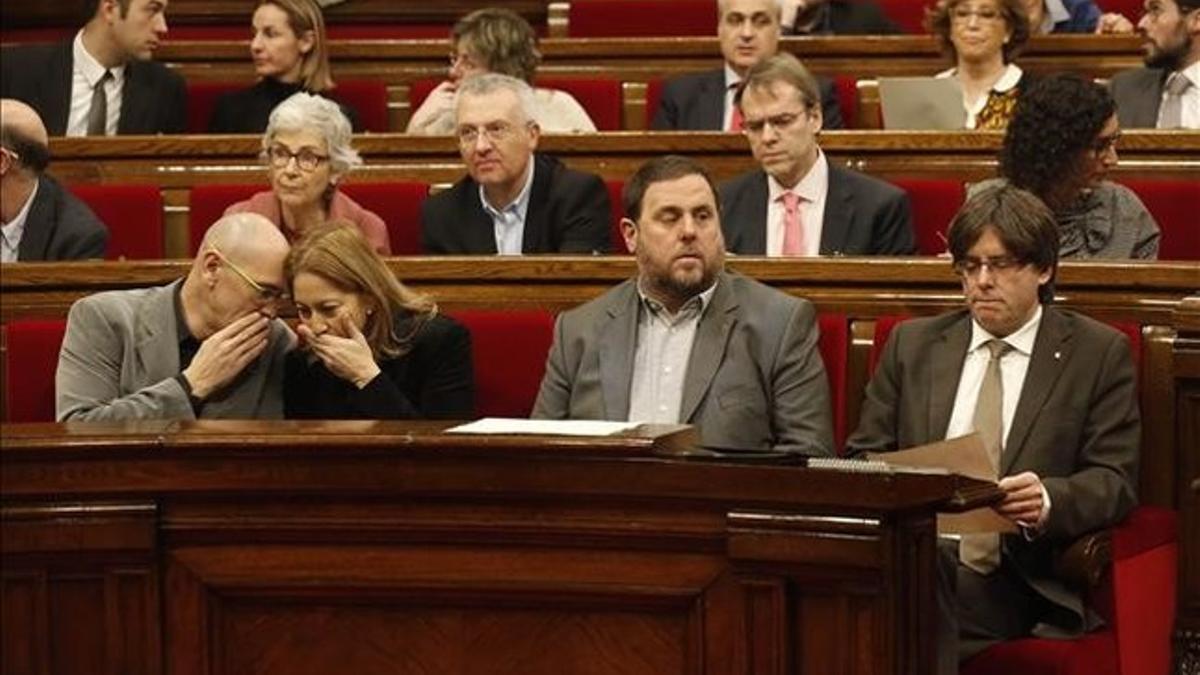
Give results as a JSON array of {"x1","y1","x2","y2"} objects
[
  {"x1": 267, "y1": 145, "x2": 329, "y2": 172},
  {"x1": 952, "y1": 255, "x2": 1024, "y2": 278}
]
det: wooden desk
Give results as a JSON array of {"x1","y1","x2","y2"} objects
[
  {"x1": 42, "y1": 131, "x2": 1200, "y2": 258},
  {"x1": 1, "y1": 420, "x2": 997, "y2": 675}
]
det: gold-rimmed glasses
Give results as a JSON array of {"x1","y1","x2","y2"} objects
[{"x1": 209, "y1": 245, "x2": 288, "y2": 304}]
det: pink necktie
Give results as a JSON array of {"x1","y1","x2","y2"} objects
[
  {"x1": 728, "y1": 83, "x2": 743, "y2": 132},
  {"x1": 781, "y1": 191, "x2": 805, "y2": 256}
]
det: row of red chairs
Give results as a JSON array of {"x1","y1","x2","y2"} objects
[
  {"x1": 0, "y1": 306, "x2": 1176, "y2": 675},
  {"x1": 70, "y1": 178, "x2": 1199, "y2": 262},
  {"x1": 0, "y1": 0, "x2": 1146, "y2": 42}
]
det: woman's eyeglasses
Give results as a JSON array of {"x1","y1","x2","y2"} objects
[{"x1": 267, "y1": 145, "x2": 329, "y2": 172}]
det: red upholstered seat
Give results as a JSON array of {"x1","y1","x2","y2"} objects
[
  {"x1": 449, "y1": 310, "x2": 556, "y2": 418},
  {"x1": 833, "y1": 75, "x2": 859, "y2": 129},
  {"x1": 605, "y1": 180, "x2": 630, "y2": 253},
  {"x1": 188, "y1": 184, "x2": 265, "y2": 254},
  {"x1": 3, "y1": 319, "x2": 67, "y2": 423},
  {"x1": 817, "y1": 313, "x2": 849, "y2": 451},
  {"x1": 67, "y1": 184, "x2": 164, "y2": 260},
  {"x1": 187, "y1": 79, "x2": 389, "y2": 133},
  {"x1": 1117, "y1": 179, "x2": 1200, "y2": 261},
  {"x1": 888, "y1": 178, "x2": 966, "y2": 255},
  {"x1": 1094, "y1": 0, "x2": 1143, "y2": 19},
  {"x1": 645, "y1": 78, "x2": 666, "y2": 128},
  {"x1": 567, "y1": 0, "x2": 717, "y2": 37},
  {"x1": 876, "y1": 0, "x2": 930, "y2": 33},
  {"x1": 410, "y1": 77, "x2": 623, "y2": 131},
  {"x1": 187, "y1": 182, "x2": 428, "y2": 255}
]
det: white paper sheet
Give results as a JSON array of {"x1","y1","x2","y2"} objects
[{"x1": 445, "y1": 418, "x2": 641, "y2": 436}]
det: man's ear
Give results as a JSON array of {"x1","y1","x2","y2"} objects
[
  {"x1": 200, "y1": 250, "x2": 222, "y2": 287},
  {"x1": 99, "y1": 0, "x2": 120, "y2": 24},
  {"x1": 527, "y1": 120, "x2": 541, "y2": 150},
  {"x1": 620, "y1": 217, "x2": 638, "y2": 254}
]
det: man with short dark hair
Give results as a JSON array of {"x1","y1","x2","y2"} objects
[
  {"x1": 720, "y1": 53, "x2": 915, "y2": 256},
  {"x1": 848, "y1": 184, "x2": 1139, "y2": 672},
  {"x1": 651, "y1": 0, "x2": 844, "y2": 130},
  {"x1": 57, "y1": 213, "x2": 293, "y2": 421},
  {"x1": 420, "y1": 73, "x2": 611, "y2": 254},
  {"x1": 533, "y1": 155, "x2": 833, "y2": 455},
  {"x1": 1, "y1": 0, "x2": 186, "y2": 135},
  {"x1": 1110, "y1": 0, "x2": 1199, "y2": 128},
  {"x1": 1, "y1": 98, "x2": 108, "y2": 261}
]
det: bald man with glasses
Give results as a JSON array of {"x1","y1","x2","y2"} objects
[{"x1": 57, "y1": 213, "x2": 294, "y2": 421}]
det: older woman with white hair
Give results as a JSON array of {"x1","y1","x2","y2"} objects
[{"x1": 224, "y1": 92, "x2": 391, "y2": 254}]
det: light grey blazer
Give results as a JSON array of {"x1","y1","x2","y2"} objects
[
  {"x1": 56, "y1": 280, "x2": 290, "y2": 421},
  {"x1": 532, "y1": 272, "x2": 834, "y2": 455}
]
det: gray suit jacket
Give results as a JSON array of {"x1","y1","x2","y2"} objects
[
  {"x1": 651, "y1": 68, "x2": 845, "y2": 130},
  {"x1": 56, "y1": 280, "x2": 290, "y2": 421},
  {"x1": 532, "y1": 272, "x2": 834, "y2": 455},
  {"x1": 719, "y1": 166, "x2": 916, "y2": 255},
  {"x1": 847, "y1": 307, "x2": 1139, "y2": 636},
  {"x1": 18, "y1": 175, "x2": 108, "y2": 261},
  {"x1": 1110, "y1": 67, "x2": 1167, "y2": 129}
]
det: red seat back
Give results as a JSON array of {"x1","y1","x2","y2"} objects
[
  {"x1": 535, "y1": 77, "x2": 623, "y2": 130},
  {"x1": 888, "y1": 178, "x2": 966, "y2": 255},
  {"x1": 449, "y1": 310, "x2": 556, "y2": 418},
  {"x1": 568, "y1": 0, "x2": 717, "y2": 36},
  {"x1": 1117, "y1": 179, "x2": 1200, "y2": 261},
  {"x1": 605, "y1": 179, "x2": 630, "y2": 253},
  {"x1": 411, "y1": 77, "x2": 622, "y2": 131},
  {"x1": 188, "y1": 182, "x2": 429, "y2": 255},
  {"x1": 188, "y1": 184, "x2": 266, "y2": 255},
  {"x1": 1095, "y1": 0, "x2": 1143, "y2": 19},
  {"x1": 833, "y1": 75, "x2": 859, "y2": 129},
  {"x1": 876, "y1": 0, "x2": 930, "y2": 33},
  {"x1": 68, "y1": 184, "x2": 164, "y2": 260},
  {"x1": 340, "y1": 182, "x2": 429, "y2": 255},
  {"x1": 817, "y1": 313, "x2": 849, "y2": 451},
  {"x1": 3, "y1": 319, "x2": 68, "y2": 423},
  {"x1": 646, "y1": 78, "x2": 666, "y2": 128},
  {"x1": 188, "y1": 79, "x2": 389, "y2": 133}
]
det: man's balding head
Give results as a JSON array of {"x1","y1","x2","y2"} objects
[
  {"x1": 192, "y1": 213, "x2": 291, "y2": 323},
  {"x1": 198, "y1": 212, "x2": 290, "y2": 268},
  {"x1": 1, "y1": 99, "x2": 50, "y2": 175}
]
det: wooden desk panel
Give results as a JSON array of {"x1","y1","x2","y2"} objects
[{"x1": 1, "y1": 421, "x2": 998, "y2": 675}]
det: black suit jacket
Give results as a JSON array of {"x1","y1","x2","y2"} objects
[
  {"x1": 787, "y1": 0, "x2": 902, "y2": 34},
  {"x1": 651, "y1": 68, "x2": 845, "y2": 131},
  {"x1": 420, "y1": 153, "x2": 612, "y2": 254},
  {"x1": 718, "y1": 165, "x2": 916, "y2": 255},
  {"x1": 16, "y1": 175, "x2": 109, "y2": 261},
  {"x1": 1, "y1": 41, "x2": 186, "y2": 135},
  {"x1": 847, "y1": 307, "x2": 1139, "y2": 636}
]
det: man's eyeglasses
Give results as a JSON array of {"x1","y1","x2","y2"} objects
[
  {"x1": 951, "y1": 6, "x2": 1004, "y2": 22},
  {"x1": 209, "y1": 245, "x2": 288, "y2": 304},
  {"x1": 743, "y1": 109, "x2": 810, "y2": 136},
  {"x1": 1089, "y1": 130, "x2": 1121, "y2": 155},
  {"x1": 267, "y1": 145, "x2": 329, "y2": 172},
  {"x1": 952, "y1": 255, "x2": 1024, "y2": 278},
  {"x1": 457, "y1": 121, "x2": 524, "y2": 147}
]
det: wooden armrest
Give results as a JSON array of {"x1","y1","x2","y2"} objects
[{"x1": 1053, "y1": 529, "x2": 1112, "y2": 590}]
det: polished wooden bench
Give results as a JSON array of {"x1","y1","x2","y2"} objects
[{"x1": 41, "y1": 131, "x2": 1200, "y2": 258}]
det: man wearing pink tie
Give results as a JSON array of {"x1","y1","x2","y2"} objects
[{"x1": 718, "y1": 53, "x2": 916, "y2": 256}]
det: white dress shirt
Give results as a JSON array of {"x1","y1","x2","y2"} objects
[
  {"x1": 945, "y1": 305, "x2": 1051, "y2": 530},
  {"x1": 1158, "y1": 60, "x2": 1200, "y2": 130},
  {"x1": 1, "y1": 179, "x2": 39, "y2": 262},
  {"x1": 627, "y1": 280, "x2": 718, "y2": 423},
  {"x1": 479, "y1": 159, "x2": 536, "y2": 255},
  {"x1": 67, "y1": 30, "x2": 126, "y2": 137},
  {"x1": 765, "y1": 150, "x2": 828, "y2": 257}
]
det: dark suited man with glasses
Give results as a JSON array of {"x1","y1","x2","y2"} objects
[
  {"x1": 848, "y1": 184, "x2": 1139, "y2": 674},
  {"x1": 419, "y1": 73, "x2": 611, "y2": 255},
  {"x1": 57, "y1": 213, "x2": 294, "y2": 421}
]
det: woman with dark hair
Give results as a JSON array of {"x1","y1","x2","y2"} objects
[
  {"x1": 927, "y1": 0, "x2": 1033, "y2": 129},
  {"x1": 208, "y1": 0, "x2": 360, "y2": 133},
  {"x1": 974, "y1": 73, "x2": 1160, "y2": 259},
  {"x1": 284, "y1": 223, "x2": 474, "y2": 419},
  {"x1": 407, "y1": 7, "x2": 595, "y2": 135}
]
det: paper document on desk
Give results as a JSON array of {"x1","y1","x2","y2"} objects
[
  {"x1": 446, "y1": 418, "x2": 641, "y2": 436},
  {"x1": 868, "y1": 434, "x2": 1017, "y2": 534}
]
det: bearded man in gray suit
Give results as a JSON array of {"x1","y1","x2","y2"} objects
[
  {"x1": 847, "y1": 185, "x2": 1139, "y2": 673},
  {"x1": 57, "y1": 213, "x2": 293, "y2": 421},
  {"x1": 533, "y1": 155, "x2": 833, "y2": 455},
  {"x1": 1109, "y1": 0, "x2": 1199, "y2": 129}
]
